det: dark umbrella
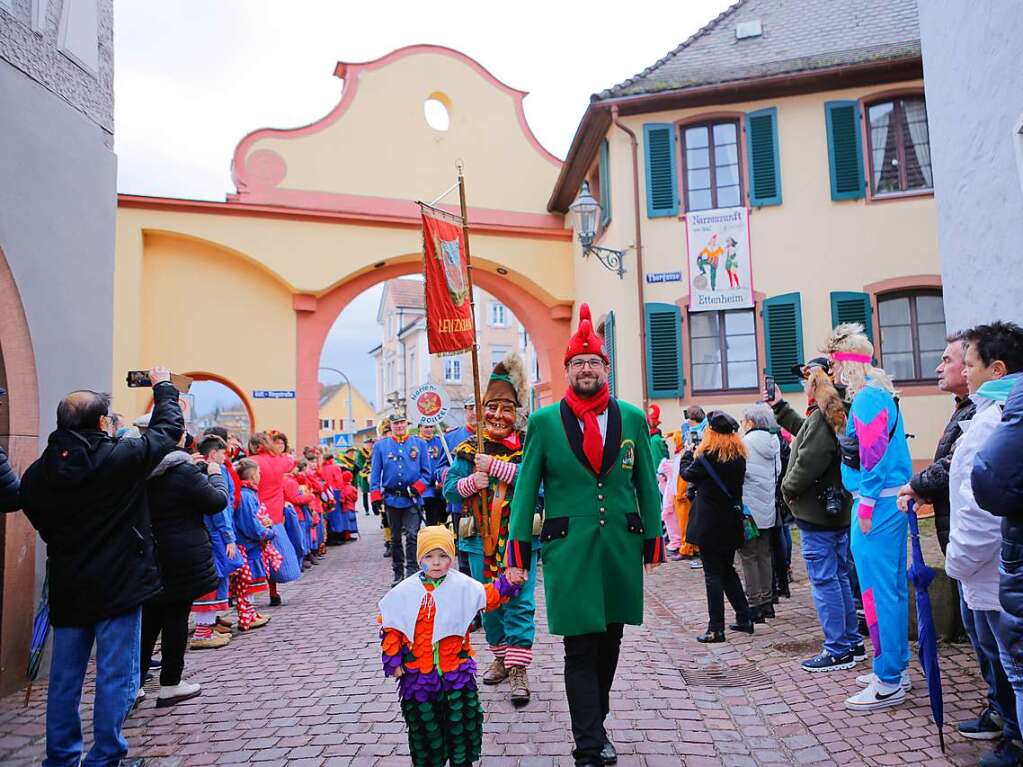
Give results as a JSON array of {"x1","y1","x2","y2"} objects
[
  {"x1": 907, "y1": 500, "x2": 945, "y2": 752},
  {"x1": 25, "y1": 570, "x2": 50, "y2": 707}
]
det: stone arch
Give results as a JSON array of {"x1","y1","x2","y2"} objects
[
  {"x1": 294, "y1": 259, "x2": 571, "y2": 447},
  {"x1": 184, "y1": 372, "x2": 257, "y2": 434},
  {"x1": 0, "y1": 244, "x2": 39, "y2": 696}
]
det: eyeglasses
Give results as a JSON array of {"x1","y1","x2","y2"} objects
[{"x1": 568, "y1": 359, "x2": 606, "y2": 371}]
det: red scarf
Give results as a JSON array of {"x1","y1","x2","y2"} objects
[{"x1": 564, "y1": 383, "x2": 610, "y2": 473}]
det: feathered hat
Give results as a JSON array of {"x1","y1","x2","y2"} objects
[
  {"x1": 564, "y1": 303, "x2": 608, "y2": 364},
  {"x1": 483, "y1": 351, "x2": 528, "y2": 408}
]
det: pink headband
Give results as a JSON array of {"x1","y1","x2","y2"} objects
[{"x1": 830, "y1": 352, "x2": 872, "y2": 363}]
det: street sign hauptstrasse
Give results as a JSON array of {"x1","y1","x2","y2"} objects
[{"x1": 252, "y1": 390, "x2": 296, "y2": 399}]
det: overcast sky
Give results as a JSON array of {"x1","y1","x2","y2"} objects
[{"x1": 113, "y1": 0, "x2": 731, "y2": 406}]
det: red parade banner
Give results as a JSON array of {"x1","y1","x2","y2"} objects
[{"x1": 421, "y1": 207, "x2": 475, "y2": 354}]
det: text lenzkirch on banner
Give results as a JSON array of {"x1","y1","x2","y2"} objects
[{"x1": 685, "y1": 206, "x2": 754, "y2": 312}]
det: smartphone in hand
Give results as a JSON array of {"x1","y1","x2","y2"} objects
[{"x1": 765, "y1": 376, "x2": 776, "y2": 402}]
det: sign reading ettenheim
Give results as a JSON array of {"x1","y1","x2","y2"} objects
[{"x1": 421, "y1": 208, "x2": 475, "y2": 354}]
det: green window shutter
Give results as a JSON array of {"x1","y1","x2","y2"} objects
[
  {"x1": 762, "y1": 293, "x2": 804, "y2": 393},
  {"x1": 643, "y1": 124, "x2": 678, "y2": 217},
  {"x1": 604, "y1": 311, "x2": 618, "y2": 398},
  {"x1": 830, "y1": 291, "x2": 874, "y2": 344},
  {"x1": 746, "y1": 108, "x2": 782, "y2": 206},
  {"x1": 644, "y1": 303, "x2": 684, "y2": 398},
  {"x1": 599, "y1": 139, "x2": 612, "y2": 227},
  {"x1": 825, "y1": 101, "x2": 865, "y2": 201}
]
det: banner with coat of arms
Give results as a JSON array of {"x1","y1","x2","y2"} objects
[{"x1": 421, "y1": 206, "x2": 475, "y2": 354}]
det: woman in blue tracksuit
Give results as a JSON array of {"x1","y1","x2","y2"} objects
[{"x1": 825, "y1": 324, "x2": 913, "y2": 712}]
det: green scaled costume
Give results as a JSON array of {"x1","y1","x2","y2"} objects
[{"x1": 400, "y1": 688, "x2": 483, "y2": 767}]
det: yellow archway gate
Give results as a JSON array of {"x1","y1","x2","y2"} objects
[{"x1": 113, "y1": 46, "x2": 575, "y2": 445}]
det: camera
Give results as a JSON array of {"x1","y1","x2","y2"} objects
[{"x1": 821, "y1": 485, "x2": 846, "y2": 517}]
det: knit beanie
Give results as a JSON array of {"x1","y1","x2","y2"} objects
[{"x1": 416, "y1": 525, "x2": 456, "y2": 563}]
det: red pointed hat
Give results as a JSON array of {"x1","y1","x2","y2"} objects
[
  {"x1": 647, "y1": 403, "x2": 661, "y2": 429},
  {"x1": 564, "y1": 303, "x2": 609, "y2": 364}
]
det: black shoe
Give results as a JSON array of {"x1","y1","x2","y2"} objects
[
  {"x1": 696, "y1": 630, "x2": 726, "y2": 643},
  {"x1": 118, "y1": 759, "x2": 146, "y2": 767},
  {"x1": 149, "y1": 656, "x2": 162, "y2": 670},
  {"x1": 600, "y1": 739, "x2": 618, "y2": 764},
  {"x1": 751, "y1": 606, "x2": 766, "y2": 624},
  {"x1": 761, "y1": 604, "x2": 775, "y2": 619},
  {"x1": 729, "y1": 622, "x2": 754, "y2": 635},
  {"x1": 269, "y1": 595, "x2": 282, "y2": 607}
]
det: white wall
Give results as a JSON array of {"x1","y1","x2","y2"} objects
[{"x1": 919, "y1": 0, "x2": 1023, "y2": 330}]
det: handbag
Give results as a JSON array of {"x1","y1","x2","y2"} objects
[{"x1": 698, "y1": 456, "x2": 759, "y2": 541}]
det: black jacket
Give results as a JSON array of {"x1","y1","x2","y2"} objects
[
  {"x1": 19, "y1": 383, "x2": 183, "y2": 627},
  {"x1": 910, "y1": 396, "x2": 976, "y2": 553},
  {"x1": 680, "y1": 452, "x2": 746, "y2": 552},
  {"x1": 146, "y1": 452, "x2": 226, "y2": 603},
  {"x1": 0, "y1": 445, "x2": 19, "y2": 513}
]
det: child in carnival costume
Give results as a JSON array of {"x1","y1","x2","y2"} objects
[
  {"x1": 443, "y1": 352, "x2": 540, "y2": 707},
  {"x1": 341, "y1": 469, "x2": 360, "y2": 540},
  {"x1": 230, "y1": 459, "x2": 273, "y2": 631},
  {"x1": 379, "y1": 526, "x2": 523, "y2": 767},
  {"x1": 823, "y1": 323, "x2": 913, "y2": 711}
]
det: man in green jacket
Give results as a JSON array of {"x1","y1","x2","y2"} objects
[
  {"x1": 506, "y1": 304, "x2": 664, "y2": 767},
  {"x1": 768, "y1": 357, "x2": 864, "y2": 674}
]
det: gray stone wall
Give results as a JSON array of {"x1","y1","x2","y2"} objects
[
  {"x1": 918, "y1": 0, "x2": 1023, "y2": 331},
  {"x1": 0, "y1": 0, "x2": 113, "y2": 141}
]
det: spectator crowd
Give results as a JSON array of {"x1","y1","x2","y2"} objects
[{"x1": 2, "y1": 317, "x2": 1023, "y2": 767}]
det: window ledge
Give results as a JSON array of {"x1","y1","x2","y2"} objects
[
  {"x1": 686, "y1": 388, "x2": 761, "y2": 405},
  {"x1": 867, "y1": 189, "x2": 934, "y2": 204}
]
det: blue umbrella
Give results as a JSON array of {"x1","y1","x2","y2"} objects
[
  {"x1": 907, "y1": 500, "x2": 945, "y2": 752},
  {"x1": 25, "y1": 570, "x2": 50, "y2": 706}
]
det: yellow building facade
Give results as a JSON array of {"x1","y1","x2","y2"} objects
[
  {"x1": 550, "y1": 1, "x2": 949, "y2": 466},
  {"x1": 318, "y1": 382, "x2": 376, "y2": 446},
  {"x1": 112, "y1": 45, "x2": 575, "y2": 449}
]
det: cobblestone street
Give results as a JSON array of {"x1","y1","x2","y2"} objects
[{"x1": 0, "y1": 520, "x2": 994, "y2": 766}]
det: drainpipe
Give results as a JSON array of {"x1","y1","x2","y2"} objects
[{"x1": 611, "y1": 105, "x2": 649, "y2": 411}]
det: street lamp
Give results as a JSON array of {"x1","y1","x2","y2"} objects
[
  {"x1": 319, "y1": 366, "x2": 354, "y2": 446},
  {"x1": 569, "y1": 181, "x2": 626, "y2": 279}
]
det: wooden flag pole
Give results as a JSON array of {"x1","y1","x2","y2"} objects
[{"x1": 456, "y1": 162, "x2": 490, "y2": 542}]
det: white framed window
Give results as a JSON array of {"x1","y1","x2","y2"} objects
[
  {"x1": 444, "y1": 358, "x2": 462, "y2": 383},
  {"x1": 489, "y1": 301, "x2": 507, "y2": 327},
  {"x1": 490, "y1": 345, "x2": 511, "y2": 369},
  {"x1": 320, "y1": 419, "x2": 330, "y2": 429},
  {"x1": 408, "y1": 350, "x2": 417, "y2": 386}
]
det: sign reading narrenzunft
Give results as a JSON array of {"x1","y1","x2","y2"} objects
[{"x1": 685, "y1": 207, "x2": 754, "y2": 312}]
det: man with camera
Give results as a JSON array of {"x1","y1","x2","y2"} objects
[
  {"x1": 19, "y1": 366, "x2": 183, "y2": 767},
  {"x1": 767, "y1": 357, "x2": 865, "y2": 673},
  {"x1": 370, "y1": 407, "x2": 431, "y2": 586}
]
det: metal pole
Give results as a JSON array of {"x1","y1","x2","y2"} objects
[{"x1": 456, "y1": 163, "x2": 490, "y2": 542}]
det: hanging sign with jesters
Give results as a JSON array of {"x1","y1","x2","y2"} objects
[
  {"x1": 421, "y1": 207, "x2": 475, "y2": 354},
  {"x1": 684, "y1": 207, "x2": 754, "y2": 312}
]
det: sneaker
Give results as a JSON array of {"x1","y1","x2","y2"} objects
[
  {"x1": 667, "y1": 549, "x2": 684, "y2": 562},
  {"x1": 156, "y1": 681, "x2": 201, "y2": 708},
  {"x1": 149, "y1": 656, "x2": 162, "y2": 670},
  {"x1": 960, "y1": 707, "x2": 1006, "y2": 741},
  {"x1": 801, "y1": 650, "x2": 856, "y2": 673},
  {"x1": 851, "y1": 643, "x2": 867, "y2": 662},
  {"x1": 856, "y1": 670, "x2": 912, "y2": 692},
  {"x1": 690, "y1": 559, "x2": 703, "y2": 570},
  {"x1": 845, "y1": 677, "x2": 906, "y2": 712},
  {"x1": 190, "y1": 632, "x2": 231, "y2": 650},
  {"x1": 979, "y1": 738, "x2": 1023, "y2": 767}
]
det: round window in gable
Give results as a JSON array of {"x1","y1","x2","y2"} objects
[{"x1": 423, "y1": 93, "x2": 451, "y2": 132}]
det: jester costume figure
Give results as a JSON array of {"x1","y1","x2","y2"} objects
[
  {"x1": 444, "y1": 353, "x2": 540, "y2": 706},
  {"x1": 506, "y1": 305, "x2": 665, "y2": 766},
  {"x1": 379, "y1": 526, "x2": 519, "y2": 767}
]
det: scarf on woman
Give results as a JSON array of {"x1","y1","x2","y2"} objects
[
  {"x1": 564, "y1": 383, "x2": 610, "y2": 473},
  {"x1": 976, "y1": 372, "x2": 1022, "y2": 404}
]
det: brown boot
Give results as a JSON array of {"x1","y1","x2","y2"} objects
[
  {"x1": 482, "y1": 657, "x2": 508, "y2": 685},
  {"x1": 507, "y1": 666, "x2": 531, "y2": 707}
]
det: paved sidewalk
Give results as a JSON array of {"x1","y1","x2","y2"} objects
[{"x1": 0, "y1": 518, "x2": 992, "y2": 766}]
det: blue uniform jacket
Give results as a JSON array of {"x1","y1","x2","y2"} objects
[
  {"x1": 420, "y1": 434, "x2": 449, "y2": 498},
  {"x1": 204, "y1": 464, "x2": 236, "y2": 545},
  {"x1": 443, "y1": 426, "x2": 473, "y2": 514},
  {"x1": 370, "y1": 435, "x2": 431, "y2": 509}
]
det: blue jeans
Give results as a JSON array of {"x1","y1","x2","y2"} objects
[
  {"x1": 44, "y1": 607, "x2": 142, "y2": 767},
  {"x1": 960, "y1": 594, "x2": 1011, "y2": 721},
  {"x1": 972, "y1": 608, "x2": 1022, "y2": 740},
  {"x1": 801, "y1": 528, "x2": 860, "y2": 657}
]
